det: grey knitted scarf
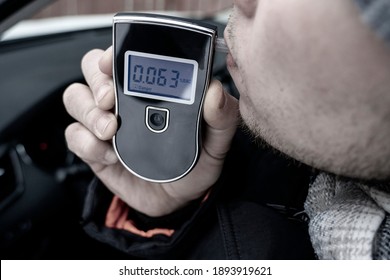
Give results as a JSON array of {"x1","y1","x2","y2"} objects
[
  {"x1": 302, "y1": 0, "x2": 390, "y2": 260},
  {"x1": 304, "y1": 173, "x2": 390, "y2": 259}
]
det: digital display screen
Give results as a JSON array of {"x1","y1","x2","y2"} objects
[{"x1": 124, "y1": 51, "x2": 198, "y2": 104}]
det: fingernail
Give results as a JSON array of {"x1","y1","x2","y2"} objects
[{"x1": 96, "y1": 115, "x2": 113, "y2": 138}]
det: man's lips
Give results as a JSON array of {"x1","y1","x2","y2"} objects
[
  {"x1": 226, "y1": 52, "x2": 237, "y2": 69},
  {"x1": 223, "y1": 34, "x2": 237, "y2": 69}
]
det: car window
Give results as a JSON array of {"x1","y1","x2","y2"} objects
[
  {"x1": 34, "y1": 0, "x2": 233, "y2": 18},
  {"x1": 2, "y1": 0, "x2": 232, "y2": 41}
]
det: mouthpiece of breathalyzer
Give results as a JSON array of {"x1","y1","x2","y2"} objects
[{"x1": 215, "y1": 38, "x2": 229, "y2": 53}]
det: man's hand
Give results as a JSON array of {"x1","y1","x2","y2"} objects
[{"x1": 63, "y1": 47, "x2": 238, "y2": 217}]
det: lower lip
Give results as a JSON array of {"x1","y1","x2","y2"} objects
[{"x1": 226, "y1": 52, "x2": 237, "y2": 69}]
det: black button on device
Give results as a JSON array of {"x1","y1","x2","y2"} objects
[{"x1": 146, "y1": 106, "x2": 169, "y2": 133}]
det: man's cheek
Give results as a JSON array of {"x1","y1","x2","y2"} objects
[{"x1": 234, "y1": 0, "x2": 259, "y2": 18}]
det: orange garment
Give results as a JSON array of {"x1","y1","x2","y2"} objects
[{"x1": 105, "y1": 196, "x2": 175, "y2": 238}]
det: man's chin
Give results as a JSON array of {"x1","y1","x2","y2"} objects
[
  {"x1": 238, "y1": 113, "x2": 272, "y2": 150},
  {"x1": 238, "y1": 109, "x2": 297, "y2": 164}
]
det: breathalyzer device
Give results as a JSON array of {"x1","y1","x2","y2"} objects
[{"x1": 113, "y1": 13, "x2": 225, "y2": 183}]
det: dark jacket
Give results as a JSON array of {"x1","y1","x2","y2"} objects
[{"x1": 81, "y1": 128, "x2": 315, "y2": 259}]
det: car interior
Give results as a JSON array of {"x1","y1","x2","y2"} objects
[{"x1": 0, "y1": 0, "x2": 240, "y2": 259}]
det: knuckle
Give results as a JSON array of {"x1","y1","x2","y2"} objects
[
  {"x1": 83, "y1": 106, "x2": 115, "y2": 140},
  {"x1": 81, "y1": 49, "x2": 102, "y2": 65},
  {"x1": 63, "y1": 83, "x2": 92, "y2": 120},
  {"x1": 90, "y1": 71, "x2": 104, "y2": 92},
  {"x1": 63, "y1": 83, "x2": 84, "y2": 105},
  {"x1": 83, "y1": 105, "x2": 100, "y2": 128},
  {"x1": 78, "y1": 136, "x2": 95, "y2": 158},
  {"x1": 64, "y1": 123, "x2": 96, "y2": 159},
  {"x1": 64, "y1": 123, "x2": 80, "y2": 152}
]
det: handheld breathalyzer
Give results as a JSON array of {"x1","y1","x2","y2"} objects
[{"x1": 113, "y1": 13, "x2": 225, "y2": 183}]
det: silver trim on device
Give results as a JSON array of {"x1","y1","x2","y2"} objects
[{"x1": 112, "y1": 13, "x2": 217, "y2": 183}]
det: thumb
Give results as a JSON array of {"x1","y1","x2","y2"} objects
[
  {"x1": 160, "y1": 80, "x2": 239, "y2": 203},
  {"x1": 202, "y1": 80, "x2": 239, "y2": 161}
]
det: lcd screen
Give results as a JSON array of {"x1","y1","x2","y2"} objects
[{"x1": 124, "y1": 51, "x2": 198, "y2": 104}]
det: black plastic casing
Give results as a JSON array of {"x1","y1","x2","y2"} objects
[{"x1": 113, "y1": 13, "x2": 218, "y2": 183}]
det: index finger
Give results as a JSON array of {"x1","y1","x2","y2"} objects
[{"x1": 81, "y1": 49, "x2": 115, "y2": 110}]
